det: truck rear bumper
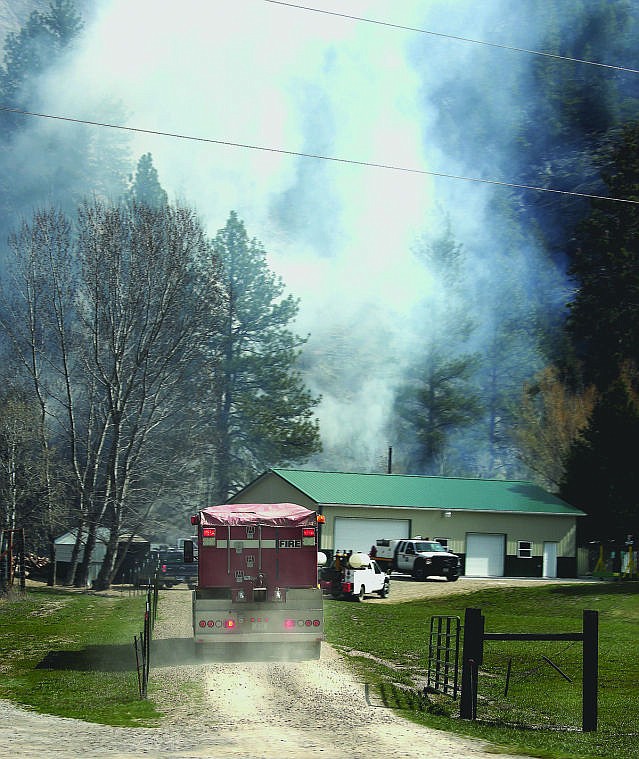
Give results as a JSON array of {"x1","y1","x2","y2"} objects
[
  {"x1": 194, "y1": 631, "x2": 323, "y2": 644},
  {"x1": 192, "y1": 589, "x2": 323, "y2": 644}
]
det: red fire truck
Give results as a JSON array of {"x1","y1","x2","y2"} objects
[{"x1": 185, "y1": 503, "x2": 324, "y2": 655}]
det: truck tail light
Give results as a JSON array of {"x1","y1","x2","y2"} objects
[
  {"x1": 224, "y1": 619, "x2": 236, "y2": 629},
  {"x1": 284, "y1": 618, "x2": 321, "y2": 629},
  {"x1": 202, "y1": 528, "x2": 216, "y2": 538},
  {"x1": 190, "y1": 515, "x2": 200, "y2": 525},
  {"x1": 341, "y1": 582, "x2": 353, "y2": 593},
  {"x1": 303, "y1": 528, "x2": 315, "y2": 538}
]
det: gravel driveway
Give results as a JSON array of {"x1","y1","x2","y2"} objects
[{"x1": 0, "y1": 576, "x2": 585, "y2": 758}]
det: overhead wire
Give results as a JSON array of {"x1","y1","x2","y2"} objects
[
  {"x1": 1, "y1": 104, "x2": 637, "y2": 206},
  {"x1": 264, "y1": 0, "x2": 639, "y2": 75},
  {"x1": 2, "y1": 2, "x2": 638, "y2": 206}
]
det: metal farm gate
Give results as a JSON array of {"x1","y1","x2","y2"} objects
[
  {"x1": 460, "y1": 607, "x2": 599, "y2": 732},
  {"x1": 426, "y1": 615, "x2": 461, "y2": 698},
  {"x1": 426, "y1": 608, "x2": 599, "y2": 733}
]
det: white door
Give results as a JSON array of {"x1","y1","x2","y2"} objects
[
  {"x1": 333, "y1": 517, "x2": 410, "y2": 554},
  {"x1": 465, "y1": 533, "x2": 505, "y2": 577},
  {"x1": 543, "y1": 542, "x2": 558, "y2": 578}
]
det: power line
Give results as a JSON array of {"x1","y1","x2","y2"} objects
[
  {"x1": 1, "y1": 104, "x2": 637, "y2": 205},
  {"x1": 264, "y1": 0, "x2": 639, "y2": 75}
]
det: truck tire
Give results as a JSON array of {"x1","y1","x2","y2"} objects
[
  {"x1": 377, "y1": 578, "x2": 390, "y2": 598},
  {"x1": 412, "y1": 560, "x2": 428, "y2": 582},
  {"x1": 353, "y1": 585, "x2": 365, "y2": 602},
  {"x1": 446, "y1": 574, "x2": 459, "y2": 582}
]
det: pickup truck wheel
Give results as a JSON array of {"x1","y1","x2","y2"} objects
[
  {"x1": 412, "y1": 560, "x2": 427, "y2": 582},
  {"x1": 446, "y1": 574, "x2": 459, "y2": 582},
  {"x1": 354, "y1": 585, "x2": 365, "y2": 602},
  {"x1": 377, "y1": 579, "x2": 390, "y2": 598}
]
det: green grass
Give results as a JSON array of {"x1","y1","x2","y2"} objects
[
  {"x1": 324, "y1": 581, "x2": 639, "y2": 759},
  {"x1": 2, "y1": 580, "x2": 637, "y2": 758},
  {"x1": 0, "y1": 586, "x2": 162, "y2": 726}
]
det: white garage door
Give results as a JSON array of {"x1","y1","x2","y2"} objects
[
  {"x1": 333, "y1": 517, "x2": 410, "y2": 554},
  {"x1": 465, "y1": 533, "x2": 505, "y2": 577}
]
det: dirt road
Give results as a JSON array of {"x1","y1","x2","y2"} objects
[{"x1": 1, "y1": 576, "x2": 585, "y2": 758}]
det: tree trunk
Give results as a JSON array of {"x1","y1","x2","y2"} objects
[
  {"x1": 94, "y1": 504, "x2": 121, "y2": 590},
  {"x1": 76, "y1": 517, "x2": 100, "y2": 587},
  {"x1": 65, "y1": 521, "x2": 84, "y2": 586}
]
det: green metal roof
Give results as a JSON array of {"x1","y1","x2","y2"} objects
[{"x1": 270, "y1": 469, "x2": 585, "y2": 516}]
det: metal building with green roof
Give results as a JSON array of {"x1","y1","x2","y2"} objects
[{"x1": 231, "y1": 469, "x2": 586, "y2": 578}]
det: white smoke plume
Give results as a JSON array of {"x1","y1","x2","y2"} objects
[{"x1": 4, "y1": 0, "x2": 575, "y2": 471}]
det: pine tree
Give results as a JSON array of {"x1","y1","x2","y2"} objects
[
  {"x1": 393, "y1": 222, "x2": 481, "y2": 474},
  {"x1": 561, "y1": 363, "x2": 639, "y2": 541},
  {"x1": 567, "y1": 122, "x2": 639, "y2": 388},
  {"x1": 207, "y1": 212, "x2": 321, "y2": 502},
  {"x1": 0, "y1": 1, "x2": 129, "y2": 242},
  {"x1": 126, "y1": 153, "x2": 168, "y2": 208},
  {"x1": 0, "y1": 1, "x2": 83, "y2": 136},
  {"x1": 561, "y1": 123, "x2": 639, "y2": 540}
]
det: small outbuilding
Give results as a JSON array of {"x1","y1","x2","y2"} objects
[
  {"x1": 230, "y1": 469, "x2": 586, "y2": 578},
  {"x1": 54, "y1": 528, "x2": 108, "y2": 586},
  {"x1": 54, "y1": 529, "x2": 151, "y2": 586}
]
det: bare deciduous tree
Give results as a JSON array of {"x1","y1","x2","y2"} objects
[
  {"x1": 0, "y1": 200, "x2": 222, "y2": 588},
  {"x1": 514, "y1": 366, "x2": 596, "y2": 490}
]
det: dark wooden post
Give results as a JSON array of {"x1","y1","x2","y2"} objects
[
  {"x1": 582, "y1": 609, "x2": 598, "y2": 732},
  {"x1": 460, "y1": 607, "x2": 484, "y2": 719},
  {"x1": 18, "y1": 529, "x2": 26, "y2": 591},
  {"x1": 7, "y1": 530, "x2": 14, "y2": 587}
]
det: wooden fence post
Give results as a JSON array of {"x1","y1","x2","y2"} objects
[
  {"x1": 460, "y1": 607, "x2": 484, "y2": 719},
  {"x1": 582, "y1": 609, "x2": 598, "y2": 732}
]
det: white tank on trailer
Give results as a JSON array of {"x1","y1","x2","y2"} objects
[{"x1": 348, "y1": 552, "x2": 371, "y2": 569}]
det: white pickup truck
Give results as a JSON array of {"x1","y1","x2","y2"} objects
[
  {"x1": 374, "y1": 538, "x2": 461, "y2": 581},
  {"x1": 320, "y1": 551, "x2": 390, "y2": 601}
]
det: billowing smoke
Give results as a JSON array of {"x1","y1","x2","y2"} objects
[{"x1": 1, "y1": 0, "x2": 600, "y2": 472}]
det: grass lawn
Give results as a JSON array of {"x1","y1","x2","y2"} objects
[
  {"x1": 324, "y1": 581, "x2": 639, "y2": 759},
  {"x1": 1, "y1": 579, "x2": 636, "y2": 758},
  {"x1": 0, "y1": 586, "x2": 162, "y2": 726}
]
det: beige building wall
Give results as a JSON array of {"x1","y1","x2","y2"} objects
[
  {"x1": 320, "y1": 505, "x2": 577, "y2": 558},
  {"x1": 231, "y1": 477, "x2": 578, "y2": 559}
]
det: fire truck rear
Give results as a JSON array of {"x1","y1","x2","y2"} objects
[{"x1": 186, "y1": 503, "x2": 323, "y2": 652}]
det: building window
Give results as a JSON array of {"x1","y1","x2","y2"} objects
[
  {"x1": 435, "y1": 538, "x2": 449, "y2": 550},
  {"x1": 517, "y1": 541, "x2": 532, "y2": 558}
]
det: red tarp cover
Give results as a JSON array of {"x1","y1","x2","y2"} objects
[{"x1": 199, "y1": 503, "x2": 316, "y2": 528}]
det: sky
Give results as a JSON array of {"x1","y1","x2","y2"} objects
[{"x1": 29, "y1": 0, "x2": 570, "y2": 472}]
